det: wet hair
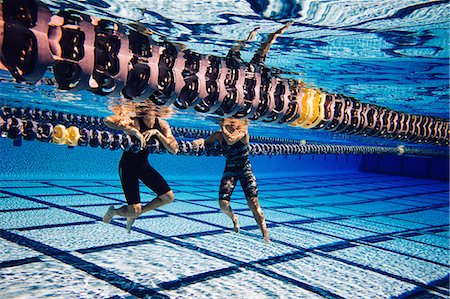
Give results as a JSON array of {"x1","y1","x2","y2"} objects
[
  {"x1": 222, "y1": 118, "x2": 249, "y2": 127},
  {"x1": 108, "y1": 99, "x2": 175, "y2": 119},
  {"x1": 222, "y1": 118, "x2": 250, "y2": 132}
]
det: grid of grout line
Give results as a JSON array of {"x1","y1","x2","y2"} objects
[{"x1": 0, "y1": 172, "x2": 448, "y2": 298}]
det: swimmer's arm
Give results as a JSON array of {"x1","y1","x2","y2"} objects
[
  {"x1": 221, "y1": 126, "x2": 247, "y2": 145},
  {"x1": 153, "y1": 119, "x2": 179, "y2": 154},
  {"x1": 205, "y1": 131, "x2": 222, "y2": 145},
  {"x1": 192, "y1": 131, "x2": 222, "y2": 148},
  {"x1": 104, "y1": 115, "x2": 140, "y2": 136}
]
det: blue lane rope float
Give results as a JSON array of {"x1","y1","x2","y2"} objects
[{"x1": 1, "y1": 106, "x2": 448, "y2": 158}]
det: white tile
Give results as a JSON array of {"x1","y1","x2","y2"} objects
[
  {"x1": 391, "y1": 210, "x2": 449, "y2": 226},
  {"x1": 133, "y1": 215, "x2": 220, "y2": 236},
  {"x1": 0, "y1": 209, "x2": 91, "y2": 230},
  {"x1": 266, "y1": 254, "x2": 416, "y2": 299},
  {"x1": 406, "y1": 234, "x2": 449, "y2": 249},
  {"x1": 188, "y1": 212, "x2": 256, "y2": 229},
  {"x1": 0, "y1": 257, "x2": 131, "y2": 298},
  {"x1": 161, "y1": 268, "x2": 325, "y2": 299},
  {"x1": 329, "y1": 218, "x2": 408, "y2": 234},
  {"x1": 157, "y1": 201, "x2": 216, "y2": 214},
  {"x1": 40, "y1": 194, "x2": 118, "y2": 206},
  {"x1": 293, "y1": 221, "x2": 375, "y2": 239},
  {"x1": 374, "y1": 239, "x2": 449, "y2": 265},
  {"x1": 277, "y1": 207, "x2": 338, "y2": 219},
  {"x1": 363, "y1": 216, "x2": 428, "y2": 230},
  {"x1": 177, "y1": 233, "x2": 297, "y2": 263},
  {"x1": 252, "y1": 225, "x2": 343, "y2": 249},
  {"x1": 0, "y1": 197, "x2": 47, "y2": 210},
  {"x1": 83, "y1": 240, "x2": 234, "y2": 288},
  {"x1": 4, "y1": 187, "x2": 83, "y2": 196},
  {"x1": 328, "y1": 244, "x2": 449, "y2": 284},
  {"x1": 0, "y1": 239, "x2": 41, "y2": 262},
  {"x1": 17, "y1": 223, "x2": 150, "y2": 251}
]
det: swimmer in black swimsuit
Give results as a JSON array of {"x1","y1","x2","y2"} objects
[
  {"x1": 193, "y1": 118, "x2": 269, "y2": 243},
  {"x1": 102, "y1": 102, "x2": 178, "y2": 232}
]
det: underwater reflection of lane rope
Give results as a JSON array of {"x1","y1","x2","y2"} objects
[{"x1": 0, "y1": 0, "x2": 448, "y2": 145}]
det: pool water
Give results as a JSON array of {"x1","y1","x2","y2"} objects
[
  {"x1": 0, "y1": 137, "x2": 448, "y2": 298},
  {"x1": 0, "y1": 0, "x2": 449, "y2": 298},
  {"x1": 0, "y1": 170, "x2": 448, "y2": 299}
]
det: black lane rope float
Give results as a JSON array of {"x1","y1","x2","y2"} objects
[
  {"x1": 1, "y1": 106, "x2": 448, "y2": 158},
  {"x1": 0, "y1": 0, "x2": 448, "y2": 146}
]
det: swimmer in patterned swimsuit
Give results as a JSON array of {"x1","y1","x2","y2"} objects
[
  {"x1": 193, "y1": 118, "x2": 269, "y2": 243},
  {"x1": 102, "y1": 102, "x2": 178, "y2": 232}
]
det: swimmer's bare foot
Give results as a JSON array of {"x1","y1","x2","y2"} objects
[
  {"x1": 102, "y1": 205, "x2": 115, "y2": 223},
  {"x1": 263, "y1": 236, "x2": 270, "y2": 244},
  {"x1": 232, "y1": 215, "x2": 240, "y2": 233},
  {"x1": 126, "y1": 217, "x2": 135, "y2": 233}
]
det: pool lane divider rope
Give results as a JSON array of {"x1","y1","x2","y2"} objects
[{"x1": 1, "y1": 106, "x2": 448, "y2": 157}]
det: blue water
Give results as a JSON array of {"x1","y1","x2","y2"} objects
[
  {"x1": 0, "y1": 147, "x2": 448, "y2": 298},
  {"x1": 1, "y1": 0, "x2": 449, "y2": 143},
  {"x1": 0, "y1": 0, "x2": 449, "y2": 298}
]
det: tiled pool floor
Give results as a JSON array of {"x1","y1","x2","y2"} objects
[{"x1": 0, "y1": 172, "x2": 448, "y2": 298}]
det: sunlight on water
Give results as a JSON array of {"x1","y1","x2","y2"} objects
[
  {"x1": 33, "y1": 0, "x2": 448, "y2": 121},
  {"x1": 0, "y1": 2, "x2": 448, "y2": 299},
  {"x1": 0, "y1": 0, "x2": 447, "y2": 146}
]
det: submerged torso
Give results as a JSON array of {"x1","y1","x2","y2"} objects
[
  {"x1": 121, "y1": 117, "x2": 161, "y2": 162},
  {"x1": 222, "y1": 137, "x2": 249, "y2": 166}
]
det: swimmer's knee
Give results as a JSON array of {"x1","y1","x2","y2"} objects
[
  {"x1": 247, "y1": 196, "x2": 260, "y2": 208},
  {"x1": 159, "y1": 191, "x2": 174, "y2": 204},
  {"x1": 218, "y1": 198, "x2": 230, "y2": 210},
  {"x1": 219, "y1": 193, "x2": 231, "y2": 202},
  {"x1": 245, "y1": 187, "x2": 258, "y2": 202}
]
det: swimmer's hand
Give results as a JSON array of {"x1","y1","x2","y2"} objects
[
  {"x1": 192, "y1": 138, "x2": 205, "y2": 150},
  {"x1": 126, "y1": 128, "x2": 146, "y2": 148},
  {"x1": 142, "y1": 129, "x2": 159, "y2": 142}
]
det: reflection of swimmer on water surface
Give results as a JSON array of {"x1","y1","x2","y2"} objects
[
  {"x1": 102, "y1": 102, "x2": 178, "y2": 232},
  {"x1": 193, "y1": 118, "x2": 269, "y2": 243}
]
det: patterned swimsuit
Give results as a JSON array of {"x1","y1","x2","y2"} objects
[{"x1": 219, "y1": 138, "x2": 258, "y2": 201}]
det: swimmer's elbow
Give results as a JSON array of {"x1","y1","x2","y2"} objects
[
  {"x1": 225, "y1": 137, "x2": 238, "y2": 145},
  {"x1": 169, "y1": 142, "x2": 179, "y2": 154},
  {"x1": 104, "y1": 116, "x2": 116, "y2": 128},
  {"x1": 104, "y1": 116, "x2": 123, "y2": 131}
]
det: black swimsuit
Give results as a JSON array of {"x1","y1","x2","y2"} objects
[
  {"x1": 119, "y1": 117, "x2": 171, "y2": 205},
  {"x1": 219, "y1": 138, "x2": 258, "y2": 201}
]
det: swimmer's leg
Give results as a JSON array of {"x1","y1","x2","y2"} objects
[
  {"x1": 247, "y1": 196, "x2": 269, "y2": 243},
  {"x1": 103, "y1": 204, "x2": 143, "y2": 220},
  {"x1": 219, "y1": 175, "x2": 240, "y2": 233},
  {"x1": 241, "y1": 162, "x2": 269, "y2": 243},
  {"x1": 227, "y1": 26, "x2": 260, "y2": 62},
  {"x1": 102, "y1": 204, "x2": 142, "y2": 233},
  {"x1": 121, "y1": 191, "x2": 174, "y2": 233},
  {"x1": 250, "y1": 22, "x2": 293, "y2": 65},
  {"x1": 141, "y1": 191, "x2": 175, "y2": 214},
  {"x1": 102, "y1": 205, "x2": 116, "y2": 223},
  {"x1": 116, "y1": 162, "x2": 175, "y2": 232},
  {"x1": 139, "y1": 163, "x2": 175, "y2": 214},
  {"x1": 103, "y1": 159, "x2": 143, "y2": 232},
  {"x1": 219, "y1": 199, "x2": 240, "y2": 233}
]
